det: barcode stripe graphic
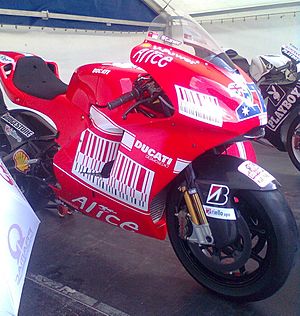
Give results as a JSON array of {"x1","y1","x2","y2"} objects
[
  {"x1": 72, "y1": 129, "x2": 153, "y2": 211},
  {"x1": 175, "y1": 85, "x2": 223, "y2": 127},
  {"x1": 133, "y1": 164, "x2": 141, "y2": 190},
  {"x1": 136, "y1": 167, "x2": 146, "y2": 192},
  {"x1": 125, "y1": 160, "x2": 133, "y2": 185}
]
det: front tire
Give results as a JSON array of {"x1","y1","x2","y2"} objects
[
  {"x1": 287, "y1": 116, "x2": 300, "y2": 171},
  {"x1": 167, "y1": 189, "x2": 298, "y2": 301}
]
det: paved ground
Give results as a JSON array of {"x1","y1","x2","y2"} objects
[{"x1": 19, "y1": 142, "x2": 300, "y2": 316}]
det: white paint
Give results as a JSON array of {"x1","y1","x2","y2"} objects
[
  {"x1": 203, "y1": 205, "x2": 236, "y2": 220},
  {"x1": 173, "y1": 158, "x2": 191, "y2": 174},
  {"x1": 175, "y1": 85, "x2": 223, "y2": 127},
  {"x1": 238, "y1": 160, "x2": 275, "y2": 187}
]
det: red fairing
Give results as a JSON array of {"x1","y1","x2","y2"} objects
[{"x1": 0, "y1": 28, "x2": 263, "y2": 240}]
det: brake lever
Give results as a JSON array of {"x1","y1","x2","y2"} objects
[{"x1": 122, "y1": 96, "x2": 155, "y2": 120}]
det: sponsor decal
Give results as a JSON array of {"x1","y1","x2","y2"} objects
[
  {"x1": 72, "y1": 129, "x2": 154, "y2": 211},
  {"x1": 13, "y1": 149, "x2": 30, "y2": 173},
  {"x1": 238, "y1": 160, "x2": 275, "y2": 187},
  {"x1": 4, "y1": 124, "x2": 22, "y2": 143},
  {"x1": 0, "y1": 54, "x2": 14, "y2": 64},
  {"x1": 206, "y1": 184, "x2": 230, "y2": 206},
  {"x1": 72, "y1": 196, "x2": 139, "y2": 231},
  {"x1": 267, "y1": 83, "x2": 300, "y2": 131},
  {"x1": 134, "y1": 139, "x2": 173, "y2": 168},
  {"x1": 1, "y1": 113, "x2": 34, "y2": 138},
  {"x1": 101, "y1": 62, "x2": 138, "y2": 69},
  {"x1": 120, "y1": 131, "x2": 173, "y2": 169},
  {"x1": 153, "y1": 45, "x2": 199, "y2": 65},
  {"x1": 281, "y1": 44, "x2": 300, "y2": 63},
  {"x1": 175, "y1": 85, "x2": 223, "y2": 127},
  {"x1": 147, "y1": 31, "x2": 159, "y2": 40},
  {"x1": 267, "y1": 85, "x2": 286, "y2": 107},
  {"x1": 8, "y1": 224, "x2": 34, "y2": 284},
  {"x1": 229, "y1": 82, "x2": 266, "y2": 121},
  {"x1": 132, "y1": 48, "x2": 173, "y2": 68},
  {"x1": 160, "y1": 35, "x2": 182, "y2": 46},
  {"x1": 203, "y1": 205, "x2": 236, "y2": 220},
  {"x1": 92, "y1": 68, "x2": 111, "y2": 75}
]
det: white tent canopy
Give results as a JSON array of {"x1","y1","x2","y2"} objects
[
  {"x1": 143, "y1": 0, "x2": 300, "y2": 58},
  {"x1": 143, "y1": 0, "x2": 299, "y2": 15}
]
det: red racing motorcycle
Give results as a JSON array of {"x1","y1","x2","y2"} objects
[{"x1": 0, "y1": 11, "x2": 298, "y2": 301}]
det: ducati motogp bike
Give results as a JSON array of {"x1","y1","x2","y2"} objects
[
  {"x1": 0, "y1": 10, "x2": 298, "y2": 301},
  {"x1": 227, "y1": 44, "x2": 300, "y2": 170}
]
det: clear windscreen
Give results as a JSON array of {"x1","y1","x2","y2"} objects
[{"x1": 147, "y1": 11, "x2": 236, "y2": 71}]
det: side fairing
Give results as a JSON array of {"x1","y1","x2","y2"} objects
[{"x1": 130, "y1": 41, "x2": 267, "y2": 137}]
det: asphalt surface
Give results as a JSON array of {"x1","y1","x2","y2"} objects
[{"x1": 19, "y1": 142, "x2": 300, "y2": 316}]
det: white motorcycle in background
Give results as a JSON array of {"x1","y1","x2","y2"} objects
[{"x1": 227, "y1": 44, "x2": 300, "y2": 170}]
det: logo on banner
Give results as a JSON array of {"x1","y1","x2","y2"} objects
[
  {"x1": 0, "y1": 161, "x2": 14, "y2": 185},
  {"x1": 8, "y1": 224, "x2": 34, "y2": 284},
  {"x1": 206, "y1": 184, "x2": 230, "y2": 205}
]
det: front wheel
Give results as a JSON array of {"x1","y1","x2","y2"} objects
[
  {"x1": 166, "y1": 189, "x2": 298, "y2": 301},
  {"x1": 286, "y1": 116, "x2": 300, "y2": 171}
]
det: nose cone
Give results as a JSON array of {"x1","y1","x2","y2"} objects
[{"x1": 226, "y1": 72, "x2": 267, "y2": 124}]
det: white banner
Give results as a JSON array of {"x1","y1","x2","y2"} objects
[{"x1": 0, "y1": 159, "x2": 40, "y2": 316}]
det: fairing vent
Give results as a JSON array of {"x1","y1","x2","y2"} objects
[{"x1": 149, "y1": 190, "x2": 166, "y2": 223}]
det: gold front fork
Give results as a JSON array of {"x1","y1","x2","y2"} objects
[
  {"x1": 180, "y1": 186, "x2": 208, "y2": 225},
  {"x1": 180, "y1": 185, "x2": 214, "y2": 245}
]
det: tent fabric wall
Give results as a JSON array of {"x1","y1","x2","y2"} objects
[
  {"x1": 203, "y1": 13, "x2": 299, "y2": 59},
  {"x1": 0, "y1": 0, "x2": 156, "y2": 31}
]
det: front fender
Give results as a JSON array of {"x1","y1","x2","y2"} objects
[
  {"x1": 193, "y1": 154, "x2": 279, "y2": 191},
  {"x1": 191, "y1": 154, "x2": 279, "y2": 248}
]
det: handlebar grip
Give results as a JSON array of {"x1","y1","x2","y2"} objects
[{"x1": 107, "y1": 89, "x2": 139, "y2": 110}]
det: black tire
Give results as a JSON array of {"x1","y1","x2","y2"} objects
[
  {"x1": 167, "y1": 188, "x2": 299, "y2": 301},
  {"x1": 287, "y1": 116, "x2": 300, "y2": 171}
]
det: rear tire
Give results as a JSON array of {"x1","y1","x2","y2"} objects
[
  {"x1": 287, "y1": 116, "x2": 300, "y2": 171},
  {"x1": 167, "y1": 188, "x2": 298, "y2": 301}
]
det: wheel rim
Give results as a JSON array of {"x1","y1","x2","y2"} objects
[
  {"x1": 291, "y1": 122, "x2": 300, "y2": 163},
  {"x1": 176, "y1": 192, "x2": 273, "y2": 286}
]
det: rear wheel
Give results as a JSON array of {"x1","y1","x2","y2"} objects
[
  {"x1": 167, "y1": 188, "x2": 298, "y2": 301},
  {"x1": 287, "y1": 116, "x2": 300, "y2": 171}
]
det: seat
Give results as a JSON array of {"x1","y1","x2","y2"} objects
[{"x1": 13, "y1": 56, "x2": 68, "y2": 99}]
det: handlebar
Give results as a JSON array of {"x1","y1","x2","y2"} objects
[{"x1": 107, "y1": 88, "x2": 140, "y2": 110}]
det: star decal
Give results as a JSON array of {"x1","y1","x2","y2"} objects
[{"x1": 242, "y1": 106, "x2": 250, "y2": 116}]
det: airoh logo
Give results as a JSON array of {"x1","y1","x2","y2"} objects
[{"x1": 206, "y1": 184, "x2": 230, "y2": 206}]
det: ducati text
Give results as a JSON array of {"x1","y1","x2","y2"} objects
[{"x1": 134, "y1": 139, "x2": 173, "y2": 168}]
